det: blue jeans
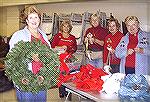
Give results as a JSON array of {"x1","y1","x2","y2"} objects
[
  {"x1": 87, "y1": 58, "x2": 103, "y2": 68},
  {"x1": 110, "y1": 64, "x2": 120, "y2": 73},
  {"x1": 16, "y1": 88, "x2": 47, "y2": 102}
]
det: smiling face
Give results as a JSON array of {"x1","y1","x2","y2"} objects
[
  {"x1": 62, "y1": 23, "x2": 70, "y2": 33},
  {"x1": 90, "y1": 14, "x2": 100, "y2": 27},
  {"x1": 125, "y1": 16, "x2": 139, "y2": 35},
  {"x1": 126, "y1": 20, "x2": 139, "y2": 35},
  {"x1": 26, "y1": 13, "x2": 40, "y2": 30},
  {"x1": 108, "y1": 21, "x2": 118, "y2": 35},
  {"x1": 60, "y1": 21, "x2": 72, "y2": 34}
]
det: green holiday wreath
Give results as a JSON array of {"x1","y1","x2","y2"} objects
[{"x1": 5, "y1": 40, "x2": 60, "y2": 93}]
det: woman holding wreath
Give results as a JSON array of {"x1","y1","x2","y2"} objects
[{"x1": 9, "y1": 6, "x2": 51, "y2": 102}]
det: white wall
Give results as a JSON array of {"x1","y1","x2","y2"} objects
[
  {"x1": 1, "y1": 0, "x2": 149, "y2": 37},
  {"x1": 37, "y1": 1, "x2": 149, "y2": 32},
  {"x1": 147, "y1": 2, "x2": 150, "y2": 32}
]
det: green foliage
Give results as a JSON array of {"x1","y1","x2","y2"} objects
[{"x1": 5, "y1": 40, "x2": 60, "y2": 93}]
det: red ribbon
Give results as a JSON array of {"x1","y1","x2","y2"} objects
[
  {"x1": 59, "y1": 52, "x2": 71, "y2": 74},
  {"x1": 32, "y1": 61, "x2": 43, "y2": 75}
]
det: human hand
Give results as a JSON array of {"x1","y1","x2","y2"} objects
[
  {"x1": 89, "y1": 37, "x2": 94, "y2": 44},
  {"x1": 134, "y1": 47, "x2": 144, "y2": 53},
  {"x1": 97, "y1": 40, "x2": 104, "y2": 46},
  {"x1": 32, "y1": 54, "x2": 40, "y2": 62},
  {"x1": 55, "y1": 46, "x2": 67, "y2": 55},
  {"x1": 127, "y1": 48, "x2": 134, "y2": 56},
  {"x1": 110, "y1": 48, "x2": 115, "y2": 54},
  {"x1": 84, "y1": 37, "x2": 88, "y2": 43},
  {"x1": 61, "y1": 45, "x2": 67, "y2": 50},
  {"x1": 86, "y1": 33, "x2": 94, "y2": 44},
  {"x1": 87, "y1": 33, "x2": 93, "y2": 38},
  {"x1": 103, "y1": 63, "x2": 107, "y2": 66}
]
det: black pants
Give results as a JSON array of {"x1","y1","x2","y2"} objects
[
  {"x1": 59, "y1": 85, "x2": 72, "y2": 100},
  {"x1": 125, "y1": 67, "x2": 135, "y2": 75},
  {"x1": 0, "y1": 70, "x2": 14, "y2": 92},
  {"x1": 59, "y1": 85, "x2": 66, "y2": 97},
  {"x1": 110, "y1": 64, "x2": 120, "y2": 74}
]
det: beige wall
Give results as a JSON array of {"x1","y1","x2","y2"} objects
[
  {"x1": 6, "y1": 6, "x2": 19, "y2": 37},
  {"x1": 0, "y1": 7, "x2": 7, "y2": 36},
  {"x1": 0, "y1": 6, "x2": 19, "y2": 37},
  {"x1": 0, "y1": 0, "x2": 71, "y2": 7}
]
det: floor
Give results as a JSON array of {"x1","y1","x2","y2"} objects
[{"x1": 0, "y1": 88, "x2": 79, "y2": 102}]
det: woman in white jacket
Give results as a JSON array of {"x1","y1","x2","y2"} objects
[
  {"x1": 9, "y1": 6, "x2": 50, "y2": 102},
  {"x1": 115, "y1": 16, "x2": 150, "y2": 75}
]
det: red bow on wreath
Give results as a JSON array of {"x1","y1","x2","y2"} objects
[{"x1": 32, "y1": 61, "x2": 43, "y2": 75}]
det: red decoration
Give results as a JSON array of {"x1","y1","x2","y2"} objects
[
  {"x1": 59, "y1": 52, "x2": 71, "y2": 74},
  {"x1": 58, "y1": 64, "x2": 108, "y2": 92},
  {"x1": 32, "y1": 61, "x2": 43, "y2": 75}
]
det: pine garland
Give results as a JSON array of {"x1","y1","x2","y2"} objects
[{"x1": 5, "y1": 40, "x2": 60, "y2": 93}]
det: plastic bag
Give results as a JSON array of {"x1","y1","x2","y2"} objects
[{"x1": 118, "y1": 74, "x2": 150, "y2": 102}]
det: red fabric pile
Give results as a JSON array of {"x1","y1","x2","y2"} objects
[
  {"x1": 73, "y1": 64, "x2": 108, "y2": 91},
  {"x1": 58, "y1": 61, "x2": 108, "y2": 92}
]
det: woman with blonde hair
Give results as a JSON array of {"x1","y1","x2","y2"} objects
[
  {"x1": 51, "y1": 20, "x2": 77, "y2": 54},
  {"x1": 115, "y1": 16, "x2": 150, "y2": 75}
]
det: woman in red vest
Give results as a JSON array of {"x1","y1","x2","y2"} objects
[
  {"x1": 103, "y1": 18, "x2": 124, "y2": 73},
  {"x1": 51, "y1": 20, "x2": 77, "y2": 55}
]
